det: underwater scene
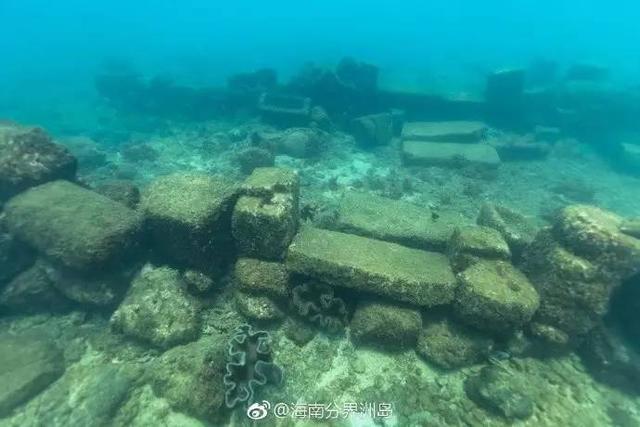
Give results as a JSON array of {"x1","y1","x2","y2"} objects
[{"x1": 2, "y1": 1, "x2": 640, "y2": 426}]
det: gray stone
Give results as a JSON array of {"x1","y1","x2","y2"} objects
[{"x1": 448, "y1": 225, "x2": 511, "y2": 272}]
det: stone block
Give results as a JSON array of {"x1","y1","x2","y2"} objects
[
  {"x1": 448, "y1": 225, "x2": 511, "y2": 272},
  {"x1": 350, "y1": 301, "x2": 421, "y2": 348},
  {"x1": 234, "y1": 258, "x2": 289, "y2": 300},
  {"x1": 402, "y1": 141, "x2": 500, "y2": 168},
  {"x1": 401, "y1": 121, "x2": 487, "y2": 143}
]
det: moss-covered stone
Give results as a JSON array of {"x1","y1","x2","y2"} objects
[
  {"x1": 148, "y1": 335, "x2": 227, "y2": 422},
  {"x1": 141, "y1": 173, "x2": 238, "y2": 271},
  {"x1": 234, "y1": 257, "x2": 289, "y2": 299},
  {"x1": 448, "y1": 225, "x2": 511, "y2": 272},
  {"x1": 232, "y1": 193, "x2": 298, "y2": 261},
  {"x1": 234, "y1": 290, "x2": 285, "y2": 321},
  {"x1": 455, "y1": 260, "x2": 539, "y2": 333},
  {"x1": 401, "y1": 121, "x2": 487, "y2": 143},
  {"x1": 4, "y1": 180, "x2": 144, "y2": 272},
  {"x1": 110, "y1": 266, "x2": 201, "y2": 349},
  {"x1": 477, "y1": 202, "x2": 537, "y2": 260},
  {"x1": 416, "y1": 318, "x2": 493, "y2": 369},
  {"x1": 0, "y1": 124, "x2": 77, "y2": 202},
  {"x1": 240, "y1": 167, "x2": 299, "y2": 201},
  {"x1": 286, "y1": 226, "x2": 457, "y2": 307},
  {"x1": 350, "y1": 301, "x2": 422, "y2": 348},
  {"x1": 403, "y1": 141, "x2": 500, "y2": 168},
  {"x1": 335, "y1": 192, "x2": 465, "y2": 251}
]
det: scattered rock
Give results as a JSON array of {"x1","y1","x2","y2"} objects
[
  {"x1": 350, "y1": 300, "x2": 421, "y2": 349},
  {"x1": 477, "y1": 203, "x2": 537, "y2": 260},
  {"x1": 110, "y1": 266, "x2": 201, "y2": 349},
  {"x1": 182, "y1": 270, "x2": 216, "y2": 294}
]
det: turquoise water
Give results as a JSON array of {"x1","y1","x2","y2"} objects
[{"x1": 1, "y1": 2, "x2": 640, "y2": 426}]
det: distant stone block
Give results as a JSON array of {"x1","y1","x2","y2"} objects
[
  {"x1": 350, "y1": 301, "x2": 422, "y2": 349},
  {"x1": 4, "y1": 181, "x2": 144, "y2": 272},
  {"x1": 286, "y1": 226, "x2": 457, "y2": 307},
  {"x1": 350, "y1": 113, "x2": 394, "y2": 147},
  {"x1": 402, "y1": 141, "x2": 500, "y2": 168},
  {"x1": 335, "y1": 192, "x2": 466, "y2": 251},
  {"x1": 401, "y1": 121, "x2": 487, "y2": 143},
  {"x1": 258, "y1": 92, "x2": 311, "y2": 128},
  {"x1": 141, "y1": 173, "x2": 238, "y2": 272}
]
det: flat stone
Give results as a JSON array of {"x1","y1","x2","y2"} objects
[
  {"x1": 141, "y1": 173, "x2": 238, "y2": 271},
  {"x1": 477, "y1": 203, "x2": 537, "y2": 260},
  {"x1": 401, "y1": 121, "x2": 487, "y2": 143},
  {"x1": 455, "y1": 260, "x2": 540, "y2": 333},
  {"x1": 335, "y1": 192, "x2": 466, "y2": 251},
  {"x1": 402, "y1": 141, "x2": 500, "y2": 168},
  {"x1": 286, "y1": 226, "x2": 457, "y2": 307},
  {"x1": 4, "y1": 180, "x2": 144, "y2": 272},
  {"x1": 234, "y1": 258, "x2": 289, "y2": 299},
  {"x1": 350, "y1": 300, "x2": 422, "y2": 348},
  {"x1": 240, "y1": 167, "x2": 299, "y2": 200},
  {"x1": 0, "y1": 334, "x2": 65, "y2": 417}
]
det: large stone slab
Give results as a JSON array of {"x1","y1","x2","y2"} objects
[
  {"x1": 401, "y1": 121, "x2": 487, "y2": 143},
  {"x1": 403, "y1": 141, "x2": 501, "y2": 168},
  {"x1": 286, "y1": 226, "x2": 456, "y2": 307},
  {"x1": 4, "y1": 180, "x2": 144, "y2": 272},
  {"x1": 335, "y1": 192, "x2": 465, "y2": 251}
]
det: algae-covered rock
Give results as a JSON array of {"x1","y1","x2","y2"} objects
[
  {"x1": 94, "y1": 179, "x2": 140, "y2": 209},
  {"x1": 240, "y1": 167, "x2": 300, "y2": 201},
  {"x1": 234, "y1": 290, "x2": 285, "y2": 321},
  {"x1": 0, "y1": 334, "x2": 65, "y2": 417},
  {"x1": 234, "y1": 257, "x2": 289, "y2": 299},
  {"x1": 141, "y1": 173, "x2": 238, "y2": 272},
  {"x1": 416, "y1": 318, "x2": 493, "y2": 369},
  {"x1": 455, "y1": 260, "x2": 539, "y2": 333},
  {"x1": 465, "y1": 364, "x2": 534, "y2": 420},
  {"x1": 350, "y1": 301, "x2": 421, "y2": 349},
  {"x1": 110, "y1": 266, "x2": 201, "y2": 349},
  {"x1": 287, "y1": 226, "x2": 457, "y2": 307},
  {"x1": 4, "y1": 180, "x2": 144, "y2": 272},
  {"x1": 477, "y1": 202, "x2": 537, "y2": 260},
  {"x1": 448, "y1": 225, "x2": 511, "y2": 272},
  {"x1": 0, "y1": 124, "x2": 77, "y2": 202},
  {"x1": 149, "y1": 335, "x2": 227, "y2": 422},
  {"x1": 335, "y1": 191, "x2": 465, "y2": 251},
  {"x1": 232, "y1": 193, "x2": 298, "y2": 261}
]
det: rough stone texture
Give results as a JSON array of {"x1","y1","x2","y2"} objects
[
  {"x1": 455, "y1": 260, "x2": 540, "y2": 333},
  {"x1": 350, "y1": 113, "x2": 394, "y2": 147},
  {"x1": 149, "y1": 335, "x2": 227, "y2": 422},
  {"x1": 477, "y1": 202, "x2": 537, "y2": 260},
  {"x1": 286, "y1": 226, "x2": 457, "y2": 307},
  {"x1": 94, "y1": 179, "x2": 140, "y2": 209},
  {"x1": 402, "y1": 141, "x2": 500, "y2": 168},
  {"x1": 350, "y1": 301, "x2": 422, "y2": 348},
  {"x1": 240, "y1": 167, "x2": 300, "y2": 201},
  {"x1": 4, "y1": 180, "x2": 144, "y2": 272},
  {"x1": 0, "y1": 123, "x2": 77, "y2": 202},
  {"x1": 0, "y1": 334, "x2": 65, "y2": 417},
  {"x1": 234, "y1": 290, "x2": 285, "y2": 321},
  {"x1": 401, "y1": 121, "x2": 487, "y2": 143},
  {"x1": 234, "y1": 257, "x2": 289, "y2": 299},
  {"x1": 0, "y1": 260, "x2": 70, "y2": 314},
  {"x1": 182, "y1": 270, "x2": 216, "y2": 294},
  {"x1": 276, "y1": 127, "x2": 327, "y2": 158},
  {"x1": 232, "y1": 193, "x2": 298, "y2": 261},
  {"x1": 110, "y1": 266, "x2": 201, "y2": 349},
  {"x1": 335, "y1": 191, "x2": 466, "y2": 252},
  {"x1": 416, "y1": 318, "x2": 493, "y2": 369},
  {"x1": 141, "y1": 173, "x2": 238, "y2": 272},
  {"x1": 448, "y1": 225, "x2": 511, "y2": 272}
]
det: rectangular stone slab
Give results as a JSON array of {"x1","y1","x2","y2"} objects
[
  {"x1": 401, "y1": 121, "x2": 487, "y2": 143},
  {"x1": 286, "y1": 226, "x2": 456, "y2": 307},
  {"x1": 402, "y1": 140, "x2": 500, "y2": 168},
  {"x1": 335, "y1": 192, "x2": 466, "y2": 251},
  {"x1": 4, "y1": 180, "x2": 143, "y2": 272}
]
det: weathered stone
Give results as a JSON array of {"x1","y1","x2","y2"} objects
[
  {"x1": 0, "y1": 334, "x2": 65, "y2": 417},
  {"x1": 455, "y1": 260, "x2": 539, "y2": 333},
  {"x1": 240, "y1": 167, "x2": 300, "y2": 201},
  {"x1": 234, "y1": 290, "x2": 285, "y2": 321},
  {"x1": 401, "y1": 121, "x2": 487, "y2": 142},
  {"x1": 448, "y1": 225, "x2": 511, "y2": 272},
  {"x1": 0, "y1": 124, "x2": 77, "y2": 202},
  {"x1": 235, "y1": 147, "x2": 274, "y2": 175},
  {"x1": 335, "y1": 192, "x2": 465, "y2": 251},
  {"x1": 402, "y1": 141, "x2": 500, "y2": 168},
  {"x1": 350, "y1": 301, "x2": 421, "y2": 348},
  {"x1": 286, "y1": 226, "x2": 457, "y2": 307},
  {"x1": 234, "y1": 258, "x2": 289, "y2": 299},
  {"x1": 477, "y1": 203, "x2": 537, "y2": 260},
  {"x1": 232, "y1": 193, "x2": 298, "y2": 261},
  {"x1": 111, "y1": 266, "x2": 201, "y2": 349},
  {"x1": 417, "y1": 318, "x2": 493, "y2": 369},
  {"x1": 149, "y1": 335, "x2": 227, "y2": 422},
  {"x1": 182, "y1": 270, "x2": 216, "y2": 294},
  {"x1": 276, "y1": 128, "x2": 326, "y2": 158},
  {"x1": 94, "y1": 179, "x2": 140, "y2": 209},
  {"x1": 141, "y1": 173, "x2": 238, "y2": 272},
  {"x1": 0, "y1": 260, "x2": 70, "y2": 314},
  {"x1": 4, "y1": 180, "x2": 144, "y2": 272},
  {"x1": 351, "y1": 113, "x2": 394, "y2": 147}
]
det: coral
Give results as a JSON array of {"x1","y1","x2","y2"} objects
[
  {"x1": 223, "y1": 324, "x2": 283, "y2": 408},
  {"x1": 291, "y1": 281, "x2": 348, "y2": 332}
]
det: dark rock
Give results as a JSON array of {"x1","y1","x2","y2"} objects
[
  {"x1": 0, "y1": 228, "x2": 34, "y2": 286},
  {"x1": 236, "y1": 147, "x2": 275, "y2": 175},
  {"x1": 351, "y1": 113, "x2": 394, "y2": 147}
]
